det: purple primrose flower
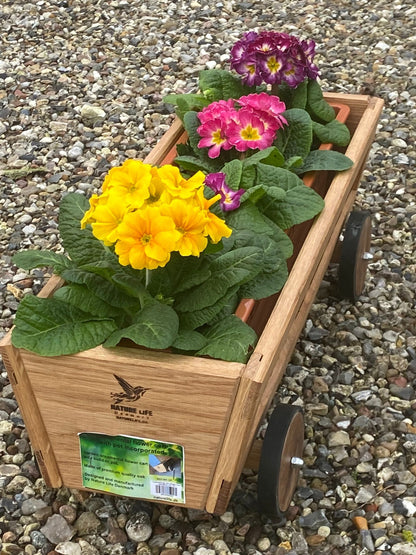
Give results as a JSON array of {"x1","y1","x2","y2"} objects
[
  {"x1": 230, "y1": 31, "x2": 320, "y2": 88},
  {"x1": 205, "y1": 173, "x2": 245, "y2": 212}
]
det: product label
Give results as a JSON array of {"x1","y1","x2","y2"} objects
[{"x1": 78, "y1": 432, "x2": 185, "y2": 503}]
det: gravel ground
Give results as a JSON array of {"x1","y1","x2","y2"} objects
[{"x1": 1, "y1": 0, "x2": 416, "y2": 554}]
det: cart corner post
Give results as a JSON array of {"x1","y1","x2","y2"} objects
[
  {"x1": 0, "y1": 336, "x2": 63, "y2": 488},
  {"x1": 205, "y1": 352, "x2": 265, "y2": 514}
]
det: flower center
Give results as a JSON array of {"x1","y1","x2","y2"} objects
[
  {"x1": 212, "y1": 129, "x2": 225, "y2": 145},
  {"x1": 246, "y1": 64, "x2": 256, "y2": 75},
  {"x1": 267, "y1": 56, "x2": 281, "y2": 73},
  {"x1": 141, "y1": 233, "x2": 152, "y2": 244},
  {"x1": 240, "y1": 125, "x2": 261, "y2": 141}
]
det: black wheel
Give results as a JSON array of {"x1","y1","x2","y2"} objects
[
  {"x1": 257, "y1": 404, "x2": 304, "y2": 521},
  {"x1": 338, "y1": 210, "x2": 372, "y2": 302}
]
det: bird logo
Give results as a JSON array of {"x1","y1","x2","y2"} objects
[{"x1": 111, "y1": 374, "x2": 150, "y2": 405}]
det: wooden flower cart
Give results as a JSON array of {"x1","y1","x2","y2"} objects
[{"x1": 0, "y1": 93, "x2": 383, "y2": 520}]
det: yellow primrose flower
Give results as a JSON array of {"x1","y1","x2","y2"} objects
[
  {"x1": 157, "y1": 166, "x2": 204, "y2": 199},
  {"x1": 193, "y1": 189, "x2": 232, "y2": 244},
  {"x1": 162, "y1": 198, "x2": 209, "y2": 257},
  {"x1": 205, "y1": 212, "x2": 233, "y2": 243},
  {"x1": 80, "y1": 193, "x2": 101, "y2": 229},
  {"x1": 90, "y1": 192, "x2": 129, "y2": 245},
  {"x1": 115, "y1": 206, "x2": 181, "y2": 270},
  {"x1": 102, "y1": 159, "x2": 152, "y2": 209}
]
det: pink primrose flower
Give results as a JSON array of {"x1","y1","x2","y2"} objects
[
  {"x1": 197, "y1": 118, "x2": 232, "y2": 159},
  {"x1": 197, "y1": 99, "x2": 236, "y2": 124},
  {"x1": 238, "y1": 93, "x2": 287, "y2": 131},
  {"x1": 227, "y1": 109, "x2": 275, "y2": 152}
]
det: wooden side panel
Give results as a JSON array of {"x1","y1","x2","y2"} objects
[
  {"x1": 246, "y1": 96, "x2": 384, "y2": 422},
  {"x1": 19, "y1": 346, "x2": 243, "y2": 509},
  {"x1": 206, "y1": 94, "x2": 384, "y2": 510}
]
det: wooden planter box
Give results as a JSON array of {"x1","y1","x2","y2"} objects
[{"x1": 0, "y1": 93, "x2": 383, "y2": 514}]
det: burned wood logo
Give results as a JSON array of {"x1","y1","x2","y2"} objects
[{"x1": 111, "y1": 374, "x2": 150, "y2": 405}]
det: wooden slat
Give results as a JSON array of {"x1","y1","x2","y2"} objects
[
  {"x1": 205, "y1": 353, "x2": 263, "y2": 513},
  {"x1": 143, "y1": 118, "x2": 185, "y2": 166}
]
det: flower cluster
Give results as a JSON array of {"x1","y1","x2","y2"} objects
[
  {"x1": 197, "y1": 93, "x2": 287, "y2": 159},
  {"x1": 81, "y1": 160, "x2": 232, "y2": 270},
  {"x1": 230, "y1": 31, "x2": 319, "y2": 88}
]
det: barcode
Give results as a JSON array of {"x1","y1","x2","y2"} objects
[{"x1": 151, "y1": 482, "x2": 181, "y2": 498}]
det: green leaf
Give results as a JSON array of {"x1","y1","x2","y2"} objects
[
  {"x1": 238, "y1": 231, "x2": 283, "y2": 269},
  {"x1": 183, "y1": 111, "x2": 202, "y2": 155},
  {"x1": 243, "y1": 146, "x2": 284, "y2": 168},
  {"x1": 256, "y1": 164, "x2": 305, "y2": 191},
  {"x1": 256, "y1": 166, "x2": 325, "y2": 229},
  {"x1": 172, "y1": 329, "x2": 208, "y2": 351},
  {"x1": 222, "y1": 159, "x2": 243, "y2": 189},
  {"x1": 240, "y1": 165, "x2": 256, "y2": 190},
  {"x1": 240, "y1": 184, "x2": 267, "y2": 204},
  {"x1": 104, "y1": 303, "x2": 179, "y2": 350},
  {"x1": 53, "y1": 284, "x2": 121, "y2": 318},
  {"x1": 284, "y1": 156, "x2": 304, "y2": 170},
  {"x1": 178, "y1": 285, "x2": 239, "y2": 329},
  {"x1": 307, "y1": 80, "x2": 336, "y2": 123},
  {"x1": 274, "y1": 108, "x2": 313, "y2": 160},
  {"x1": 149, "y1": 254, "x2": 212, "y2": 298},
  {"x1": 227, "y1": 203, "x2": 292, "y2": 259},
  {"x1": 61, "y1": 268, "x2": 139, "y2": 310},
  {"x1": 199, "y1": 69, "x2": 251, "y2": 101},
  {"x1": 59, "y1": 193, "x2": 110, "y2": 266},
  {"x1": 290, "y1": 80, "x2": 308, "y2": 109},
  {"x1": 259, "y1": 184, "x2": 325, "y2": 230},
  {"x1": 206, "y1": 292, "x2": 239, "y2": 325},
  {"x1": 265, "y1": 186, "x2": 287, "y2": 202},
  {"x1": 174, "y1": 247, "x2": 263, "y2": 312},
  {"x1": 111, "y1": 272, "x2": 148, "y2": 300},
  {"x1": 239, "y1": 261, "x2": 288, "y2": 300},
  {"x1": 312, "y1": 119, "x2": 351, "y2": 147},
  {"x1": 227, "y1": 202, "x2": 276, "y2": 234},
  {"x1": 79, "y1": 259, "x2": 121, "y2": 280},
  {"x1": 163, "y1": 93, "x2": 210, "y2": 119},
  {"x1": 12, "y1": 250, "x2": 73, "y2": 274},
  {"x1": 273, "y1": 83, "x2": 293, "y2": 106},
  {"x1": 270, "y1": 224, "x2": 294, "y2": 259},
  {"x1": 196, "y1": 315, "x2": 257, "y2": 363},
  {"x1": 12, "y1": 295, "x2": 116, "y2": 356},
  {"x1": 298, "y1": 150, "x2": 354, "y2": 174},
  {"x1": 174, "y1": 155, "x2": 217, "y2": 174}
]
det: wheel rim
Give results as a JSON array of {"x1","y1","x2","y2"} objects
[
  {"x1": 257, "y1": 405, "x2": 304, "y2": 519},
  {"x1": 277, "y1": 411, "x2": 304, "y2": 512},
  {"x1": 338, "y1": 211, "x2": 372, "y2": 302}
]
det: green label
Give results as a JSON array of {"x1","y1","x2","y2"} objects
[{"x1": 79, "y1": 433, "x2": 185, "y2": 503}]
